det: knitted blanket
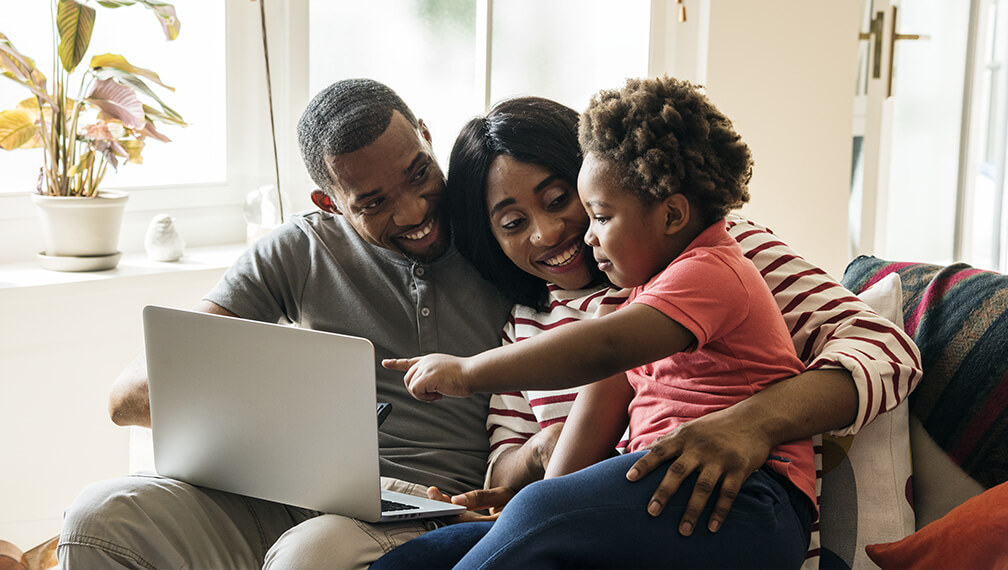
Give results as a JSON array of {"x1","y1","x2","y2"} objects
[{"x1": 842, "y1": 256, "x2": 1008, "y2": 488}]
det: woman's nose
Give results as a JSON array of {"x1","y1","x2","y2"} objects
[{"x1": 531, "y1": 216, "x2": 564, "y2": 246}]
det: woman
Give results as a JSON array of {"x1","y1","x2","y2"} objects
[{"x1": 374, "y1": 95, "x2": 920, "y2": 568}]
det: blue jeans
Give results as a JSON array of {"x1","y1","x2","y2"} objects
[{"x1": 371, "y1": 451, "x2": 813, "y2": 569}]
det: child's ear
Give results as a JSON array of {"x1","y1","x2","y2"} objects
[
  {"x1": 663, "y1": 193, "x2": 691, "y2": 234},
  {"x1": 311, "y1": 189, "x2": 343, "y2": 215}
]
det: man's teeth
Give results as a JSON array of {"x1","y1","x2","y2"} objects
[
  {"x1": 543, "y1": 243, "x2": 580, "y2": 267},
  {"x1": 401, "y1": 219, "x2": 434, "y2": 240}
]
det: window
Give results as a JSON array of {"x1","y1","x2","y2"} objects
[
  {"x1": 0, "y1": 0, "x2": 226, "y2": 193},
  {"x1": 308, "y1": 0, "x2": 651, "y2": 167},
  {"x1": 0, "y1": 1, "x2": 274, "y2": 263}
]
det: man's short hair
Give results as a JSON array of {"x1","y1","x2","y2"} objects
[{"x1": 297, "y1": 78, "x2": 419, "y2": 190}]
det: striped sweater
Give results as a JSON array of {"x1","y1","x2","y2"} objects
[{"x1": 486, "y1": 215, "x2": 923, "y2": 568}]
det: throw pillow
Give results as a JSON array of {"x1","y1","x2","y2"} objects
[
  {"x1": 865, "y1": 481, "x2": 1008, "y2": 570},
  {"x1": 818, "y1": 272, "x2": 915, "y2": 570}
]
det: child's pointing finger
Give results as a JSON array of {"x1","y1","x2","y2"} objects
[{"x1": 381, "y1": 357, "x2": 421, "y2": 372}]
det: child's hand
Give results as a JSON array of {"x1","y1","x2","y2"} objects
[{"x1": 382, "y1": 354, "x2": 474, "y2": 401}]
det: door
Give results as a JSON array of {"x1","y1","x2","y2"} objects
[{"x1": 851, "y1": 0, "x2": 972, "y2": 263}]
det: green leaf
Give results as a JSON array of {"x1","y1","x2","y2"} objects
[
  {"x1": 85, "y1": 78, "x2": 145, "y2": 129},
  {"x1": 141, "y1": 103, "x2": 185, "y2": 126},
  {"x1": 0, "y1": 33, "x2": 51, "y2": 103},
  {"x1": 0, "y1": 109, "x2": 39, "y2": 150},
  {"x1": 57, "y1": 0, "x2": 97, "y2": 72},
  {"x1": 133, "y1": 0, "x2": 181, "y2": 41},
  {"x1": 120, "y1": 138, "x2": 145, "y2": 164},
  {"x1": 90, "y1": 53, "x2": 173, "y2": 90},
  {"x1": 97, "y1": 1, "x2": 137, "y2": 7}
]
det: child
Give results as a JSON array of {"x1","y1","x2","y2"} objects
[{"x1": 383, "y1": 76, "x2": 815, "y2": 569}]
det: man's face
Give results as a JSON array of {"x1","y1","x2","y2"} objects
[{"x1": 315, "y1": 111, "x2": 449, "y2": 262}]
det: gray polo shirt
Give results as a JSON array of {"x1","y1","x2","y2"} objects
[{"x1": 205, "y1": 211, "x2": 511, "y2": 495}]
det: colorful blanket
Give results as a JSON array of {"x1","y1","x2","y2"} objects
[{"x1": 842, "y1": 256, "x2": 1008, "y2": 488}]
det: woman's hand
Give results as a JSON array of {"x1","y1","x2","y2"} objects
[
  {"x1": 424, "y1": 485, "x2": 516, "y2": 523},
  {"x1": 625, "y1": 410, "x2": 772, "y2": 536},
  {"x1": 382, "y1": 354, "x2": 474, "y2": 401}
]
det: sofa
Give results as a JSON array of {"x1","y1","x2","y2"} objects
[{"x1": 815, "y1": 256, "x2": 1008, "y2": 569}]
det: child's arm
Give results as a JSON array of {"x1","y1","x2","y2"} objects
[
  {"x1": 544, "y1": 373, "x2": 633, "y2": 479},
  {"x1": 383, "y1": 303, "x2": 694, "y2": 401}
]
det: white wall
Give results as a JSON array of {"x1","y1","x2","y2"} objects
[
  {"x1": 702, "y1": 1, "x2": 861, "y2": 278},
  {"x1": 0, "y1": 265, "x2": 228, "y2": 550}
]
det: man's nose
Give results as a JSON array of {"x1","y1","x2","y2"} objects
[{"x1": 393, "y1": 194, "x2": 428, "y2": 228}]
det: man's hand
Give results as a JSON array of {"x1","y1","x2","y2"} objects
[
  {"x1": 382, "y1": 354, "x2": 474, "y2": 401},
  {"x1": 424, "y1": 485, "x2": 516, "y2": 523},
  {"x1": 625, "y1": 410, "x2": 771, "y2": 536}
]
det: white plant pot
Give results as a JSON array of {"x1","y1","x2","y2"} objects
[{"x1": 31, "y1": 190, "x2": 129, "y2": 271}]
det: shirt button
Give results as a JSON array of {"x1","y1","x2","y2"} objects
[
  {"x1": 415, "y1": 267, "x2": 425, "y2": 277},
  {"x1": 420, "y1": 307, "x2": 431, "y2": 317}
]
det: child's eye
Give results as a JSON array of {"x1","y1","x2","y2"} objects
[{"x1": 593, "y1": 216, "x2": 609, "y2": 225}]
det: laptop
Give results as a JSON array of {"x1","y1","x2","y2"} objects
[{"x1": 142, "y1": 305, "x2": 466, "y2": 522}]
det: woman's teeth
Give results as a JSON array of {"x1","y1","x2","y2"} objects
[
  {"x1": 401, "y1": 218, "x2": 434, "y2": 240},
  {"x1": 543, "y1": 243, "x2": 580, "y2": 267}
]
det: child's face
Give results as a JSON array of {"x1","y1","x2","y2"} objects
[{"x1": 578, "y1": 153, "x2": 674, "y2": 288}]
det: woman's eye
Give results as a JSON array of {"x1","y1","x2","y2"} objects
[
  {"x1": 500, "y1": 214, "x2": 525, "y2": 230},
  {"x1": 544, "y1": 189, "x2": 569, "y2": 209}
]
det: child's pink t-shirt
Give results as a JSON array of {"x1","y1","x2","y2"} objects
[{"x1": 625, "y1": 221, "x2": 816, "y2": 506}]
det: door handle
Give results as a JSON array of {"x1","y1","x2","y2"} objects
[{"x1": 887, "y1": 5, "x2": 929, "y2": 97}]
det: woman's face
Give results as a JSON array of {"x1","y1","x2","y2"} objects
[{"x1": 485, "y1": 155, "x2": 595, "y2": 290}]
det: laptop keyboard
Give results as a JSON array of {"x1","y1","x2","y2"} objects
[{"x1": 381, "y1": 499, "x2": 421, "y2": 512}]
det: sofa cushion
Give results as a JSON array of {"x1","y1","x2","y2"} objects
[
  {"x1": 841, "y1": 256, "x2": 1008, "y2": 489},
  {"x1": 865, "y1": 481, "x2": 1008, "y2": 570},
  {"x1": 818, "y1": 273, "x2": 915, "y2": 570}
]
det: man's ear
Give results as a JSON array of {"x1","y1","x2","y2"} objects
[
  {"x1": 311, "y1": 189, "x2": 342, "y2": 215},
  {"x1": 417, "y1": 118, "x2": 433, "y2": 145},
  {"x1": 663, "y1": 193, "x2": 691, "y2": 234}
]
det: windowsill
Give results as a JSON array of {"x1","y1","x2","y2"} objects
[{"x1": 0, "y1": 243, "x2": 246, "y2": 290}]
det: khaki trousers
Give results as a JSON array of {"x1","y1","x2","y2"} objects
[{"x1": 58, "y1": 472, "x2": 443, "y2": 569}]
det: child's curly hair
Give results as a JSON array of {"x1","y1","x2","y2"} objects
[{"x1": 578, "y1": 76, "x2": 752, "y2": 224}]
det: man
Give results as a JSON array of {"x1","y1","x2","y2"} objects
[{"x1": 59, "y1": 79, "x2": 513, "y2": 569}]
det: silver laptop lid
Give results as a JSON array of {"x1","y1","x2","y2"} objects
[{"x1": 143, "y1": 305, "x2": 382, "y2": 521}]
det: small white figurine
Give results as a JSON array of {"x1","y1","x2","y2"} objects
[{"x1": 145, "y1": 213, "x2": 185, "y2": 262}]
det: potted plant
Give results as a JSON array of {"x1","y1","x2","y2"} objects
[{"x1": 0, "y1": 0, "x2": 184, "y2": 271}]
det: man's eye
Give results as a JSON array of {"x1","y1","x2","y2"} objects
[
  {"x1": 362, "y1": 198, "x2": 385, "y2": 211},
  {"x1": 411, "y1": 164, "x2": 430, "y2": 183}
]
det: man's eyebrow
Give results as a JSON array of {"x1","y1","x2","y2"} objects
[
  {"x1": 350, "y1": 188, "x2": 382, "y2": 204},
  {"x1": 488, "y1": 174, "x2": 561, "y2": 216},
  {"x1": 406, "y1": 152, "x2": 427, "y2": 174}
]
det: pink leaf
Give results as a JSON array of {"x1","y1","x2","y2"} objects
[{"x1": 85, "y1": 78, "x2": 144, "y2": 129}]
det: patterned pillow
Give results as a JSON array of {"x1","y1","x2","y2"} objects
[
  {"x1": 841, "y1": 256, "x2": 1008, "y2": 488},
  {"x1": 817, "y1": 272, "x2": 915, "y2": 570}
]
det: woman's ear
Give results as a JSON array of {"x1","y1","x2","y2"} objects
[
  {"x1": 311, "y1": 189, "x2": 342, "y2": 215},
  {"x1": 663, "y1": 193, "x2": 691, "y2": 234}
]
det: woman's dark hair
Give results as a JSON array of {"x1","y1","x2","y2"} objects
[{"x1": 446, "y1": 97, "x2": 585, "y2": 310}]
